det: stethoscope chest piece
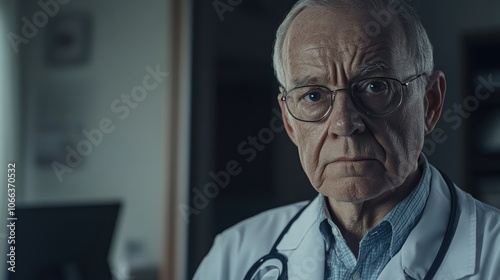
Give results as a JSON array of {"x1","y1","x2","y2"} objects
[{"x1": 244, "y1": 252, "x2": 288, "y2": 280}]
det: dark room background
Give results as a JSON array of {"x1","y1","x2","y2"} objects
[
  {"x1": 187, "y1": 0, "x2": 500, "y2": 278},
  {"x1": 1, "y1": 0, "x2": 499, "y2": 279}
]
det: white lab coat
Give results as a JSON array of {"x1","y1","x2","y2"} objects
[{"x1": 194, "y1": 165, "x2": 500, "y2": 279}]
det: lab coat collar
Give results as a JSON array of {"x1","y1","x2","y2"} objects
[
  {"x1": 276, "y1": 195, "x2": 326, "y2": 279},
  {"x1": 379, "y1": 165, "x2": 476, "y2": 280},
  {"x1": 276, "y1": 195, "x2": 323, "y2": 251}
]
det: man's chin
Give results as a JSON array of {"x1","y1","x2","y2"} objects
[{"x1": 315, "y1": 177, "x2": 393, "y2": 204}]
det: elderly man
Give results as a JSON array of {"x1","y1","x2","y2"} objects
[{"x1": 194, "y1": 0, "x2": 500, "y2": 279}]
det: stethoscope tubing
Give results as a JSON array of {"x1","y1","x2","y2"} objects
[{"x1": 423, "y1": 169, "x2": 458, "y2": 280}]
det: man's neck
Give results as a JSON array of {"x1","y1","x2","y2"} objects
[{"x1": 325, "y1": 167, "x2": 422, "y2": 258}]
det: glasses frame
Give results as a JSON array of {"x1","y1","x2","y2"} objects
[{"x1": 280, "y1": 74, "x2": 427, "y2": 122}]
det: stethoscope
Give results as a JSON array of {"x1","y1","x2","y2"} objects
[{"x1": 243, "y1": 169, "x2": 459, "y2": 280}]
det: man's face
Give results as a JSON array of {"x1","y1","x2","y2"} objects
[{"x1": 279, "y1": 7, "x2": 438, "y2": 204}]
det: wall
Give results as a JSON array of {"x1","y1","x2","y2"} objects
[
  {"x1": 16, "y1": 0, "x2": 174, "y2": 277},
  {"x1": 417, "y1": 0, "x2": 500, "y2": 187}
]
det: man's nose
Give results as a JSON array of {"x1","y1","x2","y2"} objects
[{"x1": 327, "y1": 91, "x2": 365, "y2": 137}]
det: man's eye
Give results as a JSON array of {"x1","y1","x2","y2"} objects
[
  {"x1": 362, "y1": 80, "x2": 389, "y2": 94},
  {"x1": 303, "y1": 91, "x2": 322, "y2": 102}
]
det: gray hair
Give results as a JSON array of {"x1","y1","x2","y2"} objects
[{"x1": 272, "y1": 0, "x2": 434, "y2": 88}]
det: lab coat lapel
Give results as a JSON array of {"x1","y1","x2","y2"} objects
[
  {"x1": 378, "y1": 166, "x2": 476, "y2": 280},
  {"x1": 276, "y1": 195, "x2": 326, "y2": 280}
]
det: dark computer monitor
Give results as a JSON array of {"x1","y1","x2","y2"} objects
[{"x1": 6, "y1": 202, "x2": 120, "y2": 280}]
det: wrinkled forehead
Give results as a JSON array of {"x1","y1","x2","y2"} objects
[{"x1": 282, "y1": 6, "x2": 410, "y2": 87}]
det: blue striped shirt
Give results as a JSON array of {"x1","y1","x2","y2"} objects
[{"x1": 319, "y1": 158, "x2": 431, "y2": 280}]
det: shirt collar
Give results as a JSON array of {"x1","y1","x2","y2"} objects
[
  {"x1": 382, "y1": 155, "x2": 431, "y2": 256},
  {"x1": 318, "y1": 154, "x2": 432, "y2": 256}
]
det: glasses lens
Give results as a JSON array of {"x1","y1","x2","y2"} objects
[
  {"x1": 351, "y1": 78, "x2": 403, "y2": 115},
  {"x1": 285, "y1": 86, "x2": 332, "y2": 121}
]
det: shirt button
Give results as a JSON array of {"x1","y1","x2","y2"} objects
[
  {"x1": 352, "y1": 271, "x2": 361, "y2": 280},
  {"x1": 332, "y1": 227, "x2": 340, "y2": 236}
]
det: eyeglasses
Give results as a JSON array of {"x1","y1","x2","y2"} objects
[{"x1": 280, "y1": 74, "x2": 426, "y2": 122}]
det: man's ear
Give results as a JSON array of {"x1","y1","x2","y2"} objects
[
  {"x1": 423, "y1": 71, "x2": 447, "y2": 135},
  {"x1": 277, "y1": 91, "x2": 299, "y2": 146}
]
